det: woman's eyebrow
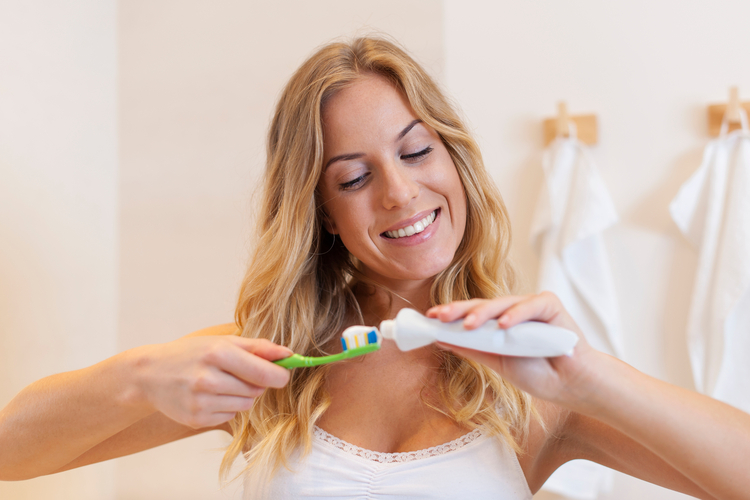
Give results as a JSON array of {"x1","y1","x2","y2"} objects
[
  {"x1": 396, "y1": 119, "x2": 422, "y2": 141},
  {"x1": 325, "y1": 152, "x2": 365, "y2": 170},
  {"x1": 324, "y1": 119, "x2": 423, "y2": 171}
]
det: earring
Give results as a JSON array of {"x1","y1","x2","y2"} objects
[{"x1": 314, "y1": 233, "x2": 336, "y2": 256}]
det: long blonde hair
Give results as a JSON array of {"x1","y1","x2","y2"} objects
[{"x1": 221, "y1": 36, "x2": 534, "y2": 480}]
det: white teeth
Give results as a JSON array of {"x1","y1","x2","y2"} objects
[{"x1": 385, "y1": 210, "x2": 437, "y2": 239}]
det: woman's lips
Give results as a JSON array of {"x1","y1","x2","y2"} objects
[
  {"x1": 380, "y1": 208, "x2": 441, "y2": 246},
  {"x1": 381, "y1": 208, "x2": 439, "y2": 235},
  {"x1": 383, "y1": 209, "x2": 438, "y2": 239}
]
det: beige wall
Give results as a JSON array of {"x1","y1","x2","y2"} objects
[
  {"x1": 444, "y1": 1, "x2": 750, "y2": 498},
  {"x1": 0, "y1": 1, "x2": 118, "y2": 499}
]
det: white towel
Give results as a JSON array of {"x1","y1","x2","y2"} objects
[
  {"x1": 530, "y1": 137, "x2": 624, "y2": 357},
  {"x1": 669, "y1": 126, "x2": 750, "y2": 412},
  {"x1": 530, "y1": 136, "x2": 620, "y2": 499}
]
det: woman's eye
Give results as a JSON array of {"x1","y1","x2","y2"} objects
[
  {"x1": 401, "y1": 146, "x2": 433, "y2": 163},
  {"x1": 339, "y1": 173, "x2": 368, "y2": 191}
]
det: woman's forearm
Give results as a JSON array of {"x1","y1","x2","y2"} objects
[
  {"x1": 574, "y1": 353, "x2": 750, "y2": 500},
  {"x1": 0, "y1": 348, "x2": 153, "y2": 480},
  {"x1": 0, "y1": 331, "x2": 291, "y2": 481}
]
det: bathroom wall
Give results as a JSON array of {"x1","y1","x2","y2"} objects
[
  {"x1": 0, "y1": 1, "x2": 118, "y2": 499},
  {"x1": 443, "y1": 1, "x2": 750, "y2": 498}
]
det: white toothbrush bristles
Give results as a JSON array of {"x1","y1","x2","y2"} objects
[{"x1": 341, "y1": 327, "x2": 381, "y2": 351}]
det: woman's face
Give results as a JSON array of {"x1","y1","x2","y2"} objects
[{"x1": 318, "y1": 74, "x2": 467, "y2": 285}]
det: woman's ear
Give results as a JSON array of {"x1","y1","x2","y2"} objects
[{"x1": 322, "y1": 214, "x2": 338, "y2": 235}]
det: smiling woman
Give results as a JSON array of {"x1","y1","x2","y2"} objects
[
  {"x1": 2, "y1": 35, "x2": 750, "y2": 500},
  {"x1": 229, "y1": 37, "x2": 529, "y2": 493}
]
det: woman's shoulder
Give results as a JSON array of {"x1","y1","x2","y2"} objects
[{"x1": 183, "y1": 323, "x2": 239, "y2": 338}]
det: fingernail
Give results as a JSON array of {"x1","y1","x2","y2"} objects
[
  {"x1": 465, "y1": 314, "x2": 476, "y2": 325},
  {"x1": 498, "y1": 314, "x2": 508, "y2": 326}
]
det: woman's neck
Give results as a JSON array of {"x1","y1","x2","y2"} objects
[{"x1": 354, "y1": 277, "x2": 433, "y2": 325}]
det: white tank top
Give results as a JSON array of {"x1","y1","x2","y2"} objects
[{"x1": 242, "y1": 425, "x2": 533, "y2": 499}]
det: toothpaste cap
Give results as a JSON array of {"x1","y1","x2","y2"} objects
[{"x1": 379, "y1": 319, "x2": 396, "y2": 340}]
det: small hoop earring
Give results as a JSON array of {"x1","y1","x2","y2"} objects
[{"x1": 314, "y1": 233, "x2": 336, "y2": 256}]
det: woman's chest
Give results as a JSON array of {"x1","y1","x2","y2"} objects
[{"x1": 318, "y1": 358, "x2": 471, "y2": 454}]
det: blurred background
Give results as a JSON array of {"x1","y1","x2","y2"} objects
[{"x1": 1, "y1": 1, "x2": 749, "y2": 498}]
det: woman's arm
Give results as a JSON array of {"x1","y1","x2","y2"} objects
[
  {"x1": 566, "y1": 353, "x2": 747, "y2": 499},
  {"x1": 428, "y1": 294, "x2": 750, "y2": 500},
  {"x1": 0, "y1": 324, "x2": 291, "y2": 480}
]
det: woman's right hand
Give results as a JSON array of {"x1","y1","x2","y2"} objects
[{"x1": 131, "y1": 336, "x2": 292, "y2": 429}]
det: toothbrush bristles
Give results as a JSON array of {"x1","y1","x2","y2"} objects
[{"x1": 341, "y1": 329, "x2": 379, "y2": 351}]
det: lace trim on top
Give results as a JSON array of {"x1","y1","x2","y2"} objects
[{"x1": 313, "y1": 426, "x2": 484, "y2": 464}]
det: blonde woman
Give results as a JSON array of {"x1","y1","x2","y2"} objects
[{"x1": 1, "y1": 37, "x2": 749, "y2": 499}]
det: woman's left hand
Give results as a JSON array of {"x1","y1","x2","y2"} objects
[{"x1": 426, "y1": 292, "x2": 601, "y2": 407}]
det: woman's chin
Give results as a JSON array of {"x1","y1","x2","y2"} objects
[{"x1": 373, "y1": 257, "x2": 454, "y2": 283}]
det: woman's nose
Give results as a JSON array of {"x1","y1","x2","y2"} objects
[{"x1": 380, "y1": 164, "x2": 419, "y2": 209}]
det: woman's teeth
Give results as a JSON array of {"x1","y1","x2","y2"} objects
[{"x1": 385, "y1": 210, "x2": 437, "y2": 239}]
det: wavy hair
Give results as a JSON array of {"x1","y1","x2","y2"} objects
[{"x1": 220, "y1": 36, "x2": 534, "y2": 481}]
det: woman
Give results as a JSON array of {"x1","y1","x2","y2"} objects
[{"x1": 1, "y1": 37, "x2": 748, "y2": 499}]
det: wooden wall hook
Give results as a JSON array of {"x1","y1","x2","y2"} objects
[
  {"x1": 707, "y1": 86, "x2": 750, "y2": 136},
  {"x1": 543, "y1": 101, "x2": 598, "y2": 146}
]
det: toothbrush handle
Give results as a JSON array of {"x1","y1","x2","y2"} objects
[
  {"x1": 273, "y1": 344, "x2": 380, "y2": 369},
  {"x1": 273, "y1": 352, "x2": 347, "y2": 369},
  {"x1": 273, "y1": 353, "x2": 310, "y2": 369}
]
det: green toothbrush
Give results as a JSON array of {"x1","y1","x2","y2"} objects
[{"x1": 274, "y1": 326, "x2": 381, "y2": 369}]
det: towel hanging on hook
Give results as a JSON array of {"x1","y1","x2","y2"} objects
[
  {"x1": 671, "y1": 88, "x2": 750, "y2": 412},
  {"x1": 531, "y1": 118, "x2": 623, "y2": 358}
]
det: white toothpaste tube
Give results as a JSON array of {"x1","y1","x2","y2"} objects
[{"x1": 378, "y1": 308, "x2": 578, "y2": 357}]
